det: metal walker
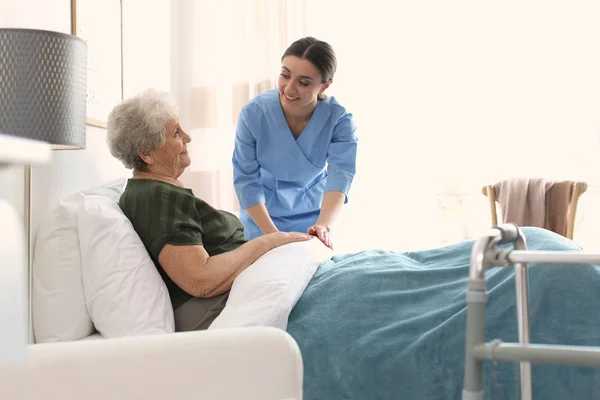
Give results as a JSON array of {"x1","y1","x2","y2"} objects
[{"x1": 462, "y1": 224, "x2": 600, "y2": 400}]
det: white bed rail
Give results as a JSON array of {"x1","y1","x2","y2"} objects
[{"x1": 462, "y1": 224, "x2": 600, "y2": 400}]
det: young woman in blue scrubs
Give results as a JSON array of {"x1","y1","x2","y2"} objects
[{"x1": 232, "y1": 37, "x2": 358, "y2": 249}]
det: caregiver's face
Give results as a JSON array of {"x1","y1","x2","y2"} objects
[{"x1": 278, "y1": 55, "x2": 325, "y2": 113}]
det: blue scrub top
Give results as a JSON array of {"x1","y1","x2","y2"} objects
[{"x1": 232, "y1": 89, "x2": 358, "y2": 240}]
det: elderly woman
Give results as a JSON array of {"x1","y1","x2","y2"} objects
[{"x1": 106, "y1": 89, "x2": 312, "y2": 331}]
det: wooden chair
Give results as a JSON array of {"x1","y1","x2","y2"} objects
[{"x1": 482, "y1": 180, "x2": 588, "y2": 239}]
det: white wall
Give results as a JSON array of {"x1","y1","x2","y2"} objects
[
  {"x1": 305, "y1": 0, "x2": 600, "y2": 252},
  {"x1": 122, "y1": 0, "x2": 171, "y2": 97}
]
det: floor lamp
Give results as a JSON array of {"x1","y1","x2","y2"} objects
[{"x1": 0, "y1": 28, "x2": 87, "y2": 363}]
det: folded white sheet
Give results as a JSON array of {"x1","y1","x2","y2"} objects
[{"x1": 208, "y1": 238, "x2": 333, "y2": 331}]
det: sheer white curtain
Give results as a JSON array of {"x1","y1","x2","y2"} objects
[
  {"x1": 170, "y1": 0, "x2": 306, "y2": 212},
  {"x1": 305, "y1": 0, "x2": 600, "y2": 253}
]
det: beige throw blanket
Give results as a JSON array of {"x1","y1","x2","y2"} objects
[{"x1": 493, "y1": 178, "x2": 573, "y2": 236}]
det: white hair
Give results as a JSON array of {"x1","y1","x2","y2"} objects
[{"x1": 106, "y1": 89, "x2": 179, "y2": 170}]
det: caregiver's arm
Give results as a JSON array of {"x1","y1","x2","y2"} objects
[
  {"x1": 309, "y1": 191, "x2": 345, "y2": 248},
  {"x1": 316, "y1": 191, "x2": 346, "y2": 228},
  {"x1": 158, "y1": 232, "x2": 311, "y2": 298},
  {"x1": 246, "y1": 203, "x2": 279, "y2": 235},
  {"x1": 233, "y1": 109, "x2": 279, "y2": 235},
  {"x1": 309, "y1": 110, "x2": 358, "y2": 247}
]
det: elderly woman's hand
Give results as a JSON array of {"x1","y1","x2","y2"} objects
[
  {"x1": 307, "y1": 224, "x2": 332, "y2": 249},
  {"x1": 266, "y1": 231, "x2": 314, "y2": 249}
]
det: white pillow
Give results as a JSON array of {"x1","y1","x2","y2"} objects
[
  {"x1": 76, "y1": 193, "x2": 175, "y2": 337},
  {"x1": 208, "y1": 238, "x2": 333, "y2": 331},
  {"x1": 32, "y1": 179, "x2": 127, "y2": 343}
]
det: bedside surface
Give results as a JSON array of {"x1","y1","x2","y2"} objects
[{"x1": 0, "y1": 133, "x2": 51, "y2": 166}]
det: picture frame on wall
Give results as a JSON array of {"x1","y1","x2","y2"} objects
[{"x1": 71, "y1": 0, "x2": 123, "y2": 128}]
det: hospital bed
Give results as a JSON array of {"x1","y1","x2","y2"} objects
[
  {"x1": 463, "y1": 224, "x2": 600, "y2": 400},
  {"x1": 6, "y1": 180, "x2": 600, "y2": 399}
]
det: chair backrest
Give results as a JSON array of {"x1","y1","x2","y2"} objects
[{"x1": 481, "y1": 180, "x2": 588, "y2": 239}]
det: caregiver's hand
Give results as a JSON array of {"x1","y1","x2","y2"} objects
[{"x1": 308, "y1": 224, "x2": 332, "y2": 249}]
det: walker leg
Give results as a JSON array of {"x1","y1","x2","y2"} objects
[
  {"x1": 514, "y1": 232, "x2": 532, "y2": 400},
  {"x1": 463, "y1": 230, "x2": 501, "y2": 400},
  {"x1": 462, "y1": 279, "x2": 486, "y2": 400}
]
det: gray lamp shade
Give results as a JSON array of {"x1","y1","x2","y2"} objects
[{"x1": 0, "y1": 28, "x2": 87, "y2": 150}]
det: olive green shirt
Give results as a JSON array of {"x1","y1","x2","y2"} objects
[{"x1": 119, "y1": 179, "x2": 247, "y2": 308}]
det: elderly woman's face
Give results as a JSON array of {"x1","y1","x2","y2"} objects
[{"x1": 148, "y1": 118, "x2": 191, "y2": 177}]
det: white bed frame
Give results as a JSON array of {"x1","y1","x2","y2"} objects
[
  {"x1": 0, "y1": 327, "x2": 303, "y2": 400},
  {"x1": 462, "y1": 224, "x2": 600, "y2": 400},
  {"x1": 13, "y1": 221, "x2": 600, "y2": 399}
]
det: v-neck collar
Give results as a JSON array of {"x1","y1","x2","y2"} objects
[{"x1": 276, "y1": 96, "x2": 324, "y2": 145}]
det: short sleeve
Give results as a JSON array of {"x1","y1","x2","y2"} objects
[
  {"x1": 325, "y1": 111, "x2": 358, "y2": 200},
  {"x1": 141, "y1": 185, "x2": 205, "y2": 259},
  {"x1": 232, "y1": 108, "x2": 266, "y2": 209}
]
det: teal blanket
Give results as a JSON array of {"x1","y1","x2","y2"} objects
[{"x1": 287, "y1": 227, "x2": 600, "y2": 399}]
